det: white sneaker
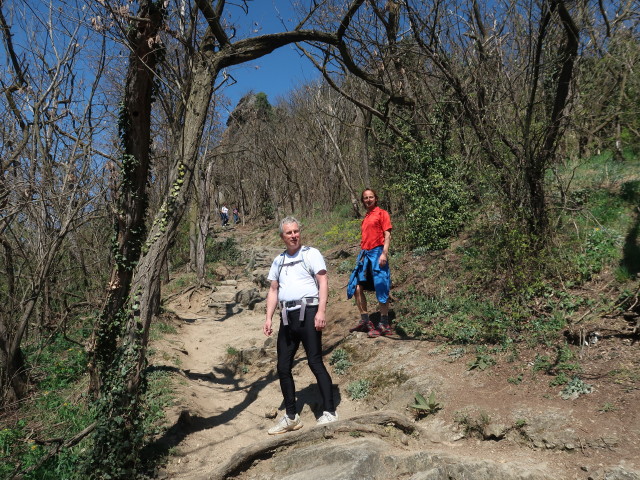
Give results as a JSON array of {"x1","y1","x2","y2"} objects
[
  {"x1": 268, "y1": 414, "x2": 303, "y2": 435},
  {"x1": 316, "y1": 411, "x2": 338, "y2": 424}
]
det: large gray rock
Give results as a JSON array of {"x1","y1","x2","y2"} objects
[
  {"x1": 243, "y1": 438, "x2": 554, "y2": 480},
  {"x1": 235, "y1": 287, "x2": 262, "y2": 309}
]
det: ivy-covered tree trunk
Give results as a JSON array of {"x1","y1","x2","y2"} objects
[{"x1": 86, "y1": 0, "x2": 165, "y2": 476}]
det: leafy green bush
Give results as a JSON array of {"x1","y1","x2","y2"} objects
[
  {"x1": 395, "y1": 291, "x2": 516, "y2": 345},
  {"x1": 410, "y1": 392, "x2": 442, "y2": 418},
  {"x1": 329, "y1": 348, "x2": 352, "y2": 375},
  {"x1": 226, "y1": 345, "x2": 240, "y2": 356},
  {"x1": 454, "y1": 410, "x2": 491, "y2": 438},
  {"x1": 620, "y1": 180, "x2": 640, "y2": 204},
  {"x1": 206, "y1": 237, "x2": 241, "y2": 264},
  {"x1": 336, "y1": 260, "x2": 353, "y2": 275},
  {"x1": 560, "y1": 377, "x2": 593, "y2": 400},
  {"x1": 395, "y1": 170, "x2": 469, "y2": 250},
  {"x1": 370, "y1": 111, "x2": 469, "y2": 251},
  {"x1": 575, "y1": 227, "x2": 622, "y2": 281},
  {"x1": 532, "y1": 344, "x2": 581, "y2": 379},
  {"x1": 346, "y1": 379, "x2": 371, "y2": 400},
  {"x1": 467, "y1": 354, "x2": 496, "y2": 371},
  {"x1": 465, "y1": 220, "x2": 547, "y2": 294},
  {"x1": 142, "y1": 370, "x2": 174, "y2": 438},
  {"x1": 322, "y1": 219, "x2": 361, "y2": 249}
]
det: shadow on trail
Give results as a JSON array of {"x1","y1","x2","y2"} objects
[
  {"x1": 147, "y1": 363, "x2": 277, "y2": 385},
  {"x1": 146, "y1": 364, "x2": 218, "y2": 383},
  {"x1": 215, "y1": 303, "x2": 243, "y2": 322},
  {"x1": 292, "y1": 383, "x2": 343, "y2": 420},
  {"x1": 213, "y1": 301, "x2": 264, "y2": 323},
  {"x1": 142, "y1": 366, "x2": 278, "y2": 465}
]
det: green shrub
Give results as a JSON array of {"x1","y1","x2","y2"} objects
[
  {"x1": 322, "y1": 219, "x2": 361, "y2": 250},
  {"x1": 226, "y1": 345, "x2": 240, "y2": 356},
  {"x1": 207, "y1": 237, "x2": 241, "y2": 264},
  {"x1": 467, "y1": 354, "x2": 496, "y2": 371},
  {"x1": 395, "y1": 171, "x2": 469, "y2": 250},
  {"x1": 410, "y1": 392, "x2": 442, "y2": 418},
  {"x1": 532, "y1": 344, "x2": 581, "y2": 378},
  {"x1": 575, "y1": 227, "x2": 622, "y2": 281},
  {"x1": 550, "y1": 372, "x2": 570, "y2": 386},
  {"x1": 346, "y1": 379, "x2": 371, "y2": 400},
  {"x1": 329, "y1": 348, "x2": 352, "y2": 375},
  {"x1": 560, "y1": 377, "x2": 593, "y2": 399},
  {"x1": 142, "y1": 370, "x2": 174, "y2": 438},
  {"x1": 508, "y1": 373, "x2": 524, "y2": 384},
  {"x1": 620, "y1": 180, "x2": 640, "y2": 204},
  {"x1": 396, "y1": 291, "x2": 516, "y2": 345},
  {"x1": 454, "y1": 410, "x2": 491, "y2": 438},
  {"x1": 336, "y1": 260, "x2": 353, "y2": 275}
]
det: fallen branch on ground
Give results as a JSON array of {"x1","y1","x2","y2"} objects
[{"x1": 10, "y1": 422, "x2": 96, "y2": 480}]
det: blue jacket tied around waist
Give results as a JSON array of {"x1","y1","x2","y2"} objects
[{"x1": 347, "y1": 245, "x2": 390, "y2": 304}]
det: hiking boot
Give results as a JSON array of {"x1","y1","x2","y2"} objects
[
  {"x1": 349, "y1": 318, "x2": 369, "y2": 332},
  {"x1": 268, "y1": 414, "x2": 303, "y2": 435},
  {"x1": 368, "y1": 326, "x2": 381, "y2": 338},
  {"x1": 378, "y1": 323, "x2": 392, "y2": 336},
  {"x1": 316, "y1": 411, "x2": 338, "y2": 425}
]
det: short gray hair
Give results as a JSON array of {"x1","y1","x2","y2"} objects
[{"x1": 279, "y1": 216, "x2": 301, "y2": 234}]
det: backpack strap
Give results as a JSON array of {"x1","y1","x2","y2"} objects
[
  {"x1": 275, "y1": 250, "x2": 286, "y2": 284},
  {"x1": 301, "y1": 246, "x2": 318, "y2": 288},
  {"x1": 275, "y1": 246, "x2": 318, "y2": 289}
]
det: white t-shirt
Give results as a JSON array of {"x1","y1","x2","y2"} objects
[
  {"x1": 267, "y1": 246, "x2": 326, "y2": 302},
  {"x1": 221, "y1": 206, "x2": 229, "y2": 214}
]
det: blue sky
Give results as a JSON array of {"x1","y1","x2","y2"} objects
[
  {"x1": 221, "y1": 1, "x2": 321, "y2": 111},
  {"x1": 3, "y1": 1, "x2": 317, "y2": 119}
]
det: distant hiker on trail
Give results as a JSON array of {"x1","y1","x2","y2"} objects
[
  {"x1": 220, "y1": 205, "x2": 229, "y2": 226},
  {"x1": 263, "y1": 216, "x2": 338, "y2": 434},
  {"x1": 233, "y1": 207, "x2": 240, "y2": 224},
  {"x1": 347, "y1": 188, "x2": 393, "y2": 337}
]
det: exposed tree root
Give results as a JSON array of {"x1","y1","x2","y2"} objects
[
  {"x1": 210, "y1": 410, "x2": 425, "y2": 480},
  {"x1": 163, "y1": 285, "x2": 197, "y2": 304}
]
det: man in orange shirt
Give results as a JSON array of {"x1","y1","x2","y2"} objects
[{"x1": 347, "y1": 189, "x2": 392, "y2": 337}]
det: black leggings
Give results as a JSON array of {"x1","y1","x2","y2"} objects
[{"x1": 276, "y1": 305, "x2": 334, "y2": 416}]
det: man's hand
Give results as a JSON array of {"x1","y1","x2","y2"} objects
[
  {"x1": 263, "y1": 318, "x2": 273, "y2": 336},
  {"x1": 264, "y1": 279, "x2": 279, "y2": 337},
  {"x1": 314, "y1": 311, "x2": 326, "y2": 331},
  {"x1": 379, "y1": 252, "x2": 388, "y2": 267}
]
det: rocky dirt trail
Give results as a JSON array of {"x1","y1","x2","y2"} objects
[{"x1": 151, "y1": 226, "x2": 640, "y2": 480}]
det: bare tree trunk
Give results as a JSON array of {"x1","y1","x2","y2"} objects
[
  {"x1": 359, "y1": 106, "x2": 372, "y2": 191},
  {"x1": 188, "y1": 208, "x2": 197, "y2": 272},
  {"x1": 196, "y1": 160, "x2": 214, "y2": 284},
  {"x1": 318, "y1": 120, "x2": 360, "y2": 216}
]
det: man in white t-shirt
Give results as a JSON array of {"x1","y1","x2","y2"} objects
[
  {"x1": 220, "y1": 205, "x2": 229, "y2": 226},
  {"x1": 263, "y1": 216, "x2": 338, "y2": 434}
]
